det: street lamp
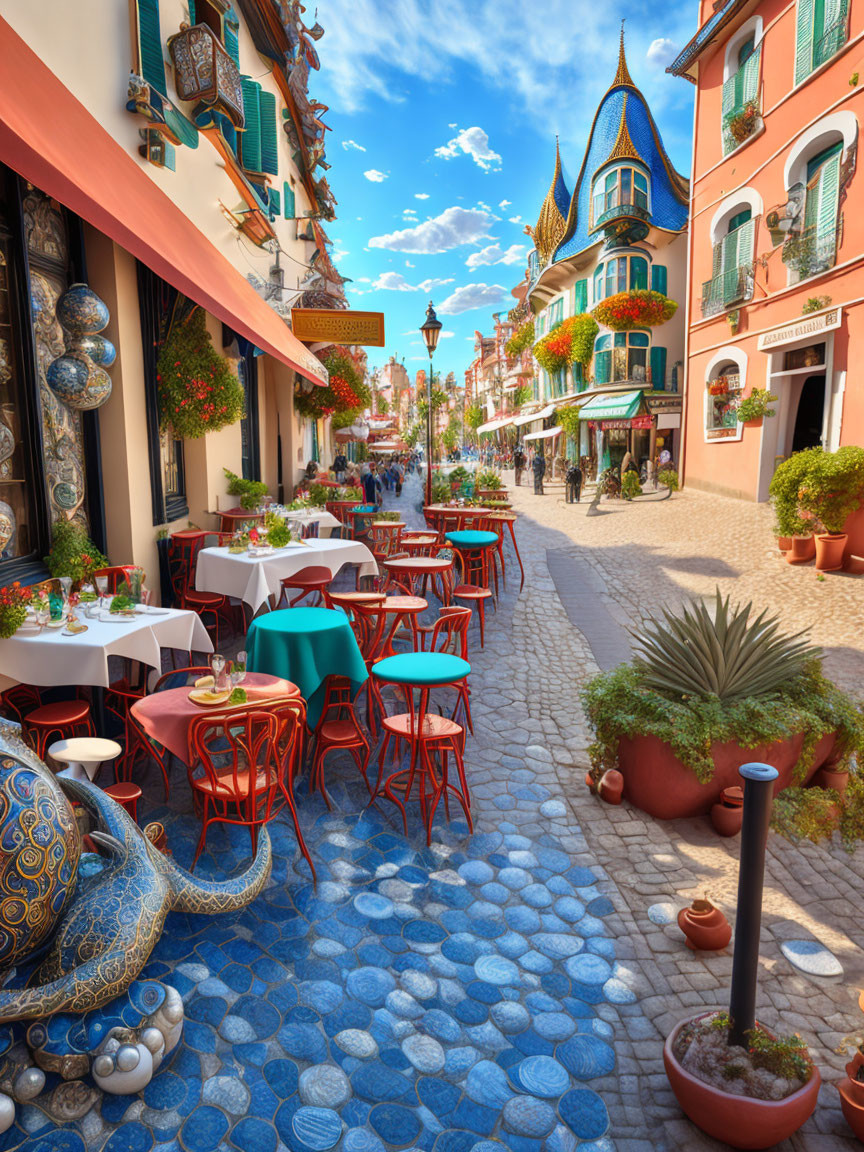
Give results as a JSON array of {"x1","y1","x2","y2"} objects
[{"x1": 420, "y1": 300, "x2": 442, "y2": 506}]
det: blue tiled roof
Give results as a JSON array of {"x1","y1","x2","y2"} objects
[
  {"x1": 554, "y1": 85, "x2": 688, "y2": 263},
  {"x1": 552, "y1": 163, "x2": 570, "y2": 218}
]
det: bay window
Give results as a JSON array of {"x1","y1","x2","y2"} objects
[
  {"x1": 593, "y1": 254, "x2": 649, "y2": 302},
  {"x1": 591, "y1": 165, "x2": 650, "y2": 226},
  {"x1": 594, "y1": 331, "x2": 650, "y2": 385}
]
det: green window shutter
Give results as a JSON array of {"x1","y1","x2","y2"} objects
[
  {"x1": 283, "y1": 181, "x2": 296, "y2": 219},
  {"x1": 268, "y1": 186, "x2": 281, "y2": 218},
  {"x1": 737, "y1": 217, "x2": 756, "y2": 265},
  {"x1": 816, "y1": 152, "x2": 841, "y2": 262},
  {"x1": 573, "y1": 279, "x2": 588, "y2": 314},
  {"x1": 630, "y1": 258, "x2": 648, "y2": 291},
  {"x1": 595, "y1": 350, "x2": 611, "y2": 386},
  {"x1": 188, "y1": 0, "x2": 195, "y2": 22},
  {"x1": 650, "y1": 346, "x2": 667, "y2": 390},
  {"x1": 721, "y1": 69, "x2": 736, "y2": 119},
  {"x1": 223, "y1": 6, "x2": 240, "y2": 65},
  {"x1": 259, "y1": 90, "x2": 278, "y2": 175},
  {"x1": 721, "y1": 228, "x2": 740, "y2": 274},
  {"x1": 741, "y1": 46, "x2": 760, "y2": 102},
  {"x1": 651, "y1": 264, "x2": 668, "y2": 294},
  {"x1": 240, "y1": 78, "x2": 262, "y2": 171},
  {"x1": 137, "y1": 0, "x2": 166, "y2": 96},
  {"x1": 795, "y1": 0, "x2": 816, "y2": 83}
]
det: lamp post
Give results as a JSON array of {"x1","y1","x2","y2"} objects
[{"x1": 420, "y1": 300, "x2": 442, "y2": 507}]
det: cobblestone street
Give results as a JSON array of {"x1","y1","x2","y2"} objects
[{"x1": 495, "y1": 472, "x2": 864, "y2": 1150}]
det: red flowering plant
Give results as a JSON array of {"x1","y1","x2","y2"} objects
[
  {"x1": 592, "y1": 289, "x2": 678, "y2": 331},
  {"x1": 295, "y1": 348, "x2": 372, "y2": 424},
  {"x1": 533, "y1": 314, "x2": 599, "y2": 375},
  {"x1": 157, "y1": 308, "x2": 245, "y2": 439},
  {"x1": 0, "y1": 581, "x2": 32, "y2": 638}
]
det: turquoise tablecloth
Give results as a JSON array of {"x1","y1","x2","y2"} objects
[{"x1": 246, "y1": 607, "x2": 368, "y2": 725}]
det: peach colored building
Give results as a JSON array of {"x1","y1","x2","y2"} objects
[{"x1": 670, "y1": 0, "x2": 863, "y2": 505}]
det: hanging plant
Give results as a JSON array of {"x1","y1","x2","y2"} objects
[
  {"x1": 593, "y1": 290, "x2": 678, "y2": 331},
  {"x1": 736, "y1": 387, "x2": 778, "y2": 423},
  {"x1": 294, "y1": 348, "x2": 372, "y2": 421},
  {"x1": 724, "y1": 98, "x2": 760, "y2": 145},
  {"x1": 534, "y1": 314, "x2": 599, "y2": 374},
  {"x1": 157, "y1": 308, "x2": 245, "y2": 439},
  {"x1": 505, "y1": 319, "x2": 535, "y2": 359},
  {"x1": 554, "y1": 405, "x2": 582, "y2": 440}
]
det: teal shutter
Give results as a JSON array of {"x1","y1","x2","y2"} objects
[
  {"x1": 630, "y1": 258, "x2": 648, "y2": 290},
  {"x1": 137, "y1": 0, "x2": 166, "y2": 96},
  {"x1": 650, "y1": 346, "x2": 667, "y2": 390},
  {"x1": 573, "y1": 279, "x2": 588, "y2": 314},
  {"x1": 188, "y1": 0, "x2": 195, "y2": 22},
  {"x1": 741, "y1": 47, "x2": 760, "y2": 102},
  {"x1": 259, "y1": 90, "x2": 278, "y2": 175},
  {"x1": 268, "y1": 186, "x2": 281, "y2": 217},
  {"x1": 795, "y1": 0, "x2": 815, "y2": 83},
  {"x1": 223, "y1": 6, "x2": 240, "y2": 64},
  {"x1": 595, "y1": 351, "x2": 610, "y2": 386},
  {"x1": 816, "y1": 152, "x2": 841, "y2": 264},
  {"x1": 737, "y1": 217, "x2": 756, "y2": 265},
  {"x1": 283, "y1": 181, "x2": 296, "y2": 219},
  {"x1": 712, "y1": 240, "x2": 723, "y2": 277},
  {"x1": 651, "y1": 264, "x2": 668, "y2": 294},
  {"x1": 240, "y1": 78, "x2": 262, "y2": 171}
]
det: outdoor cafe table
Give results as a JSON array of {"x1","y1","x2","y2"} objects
[
  {"x1": 288, "y1": 507, "x2": 341, "y2": 538},
  {"x1": 425, "y1": 504, "x2": 523, "y2": 590},
  {"x1": 131, "y1": 672, "x2": 299, "y2": 766},
  {"x1": 374, "y1": 596, "x2": 427, "y2": 660},
  {"x1": 246, "y1": 606, "x2": 368, "y2": 725},
  {"x1": 195, "y1": 537, "x2": 378, "y2": 614},
  {"x1": 0, "y1": 606, "x2": 212, "y2": 693},
  {"x1": 383, "y1": 556, "x2": 452, "y2": 604}
]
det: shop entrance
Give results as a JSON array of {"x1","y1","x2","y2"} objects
[{"x1": 791, "y1": 375, "x2": 825, "y2": 453}]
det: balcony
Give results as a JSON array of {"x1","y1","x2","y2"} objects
[
  {"x1": 722, "y1": 45, "x2": 761, "y2": 154},
  {"x1": 700, "y1": 264, "x2": 753, "y2": 317},
  {"x1": 168, "y1": 24, "x2": 244, "y2": 129},
  {"x1": 590, "y1": 201, "x2": 650, "y2": 233},
  {"x1": 781, "y1": 226, "x2": 836, "y2": 283},
  {"x1": 590, "y1": 199, "x2": 650, "y2": 249}
]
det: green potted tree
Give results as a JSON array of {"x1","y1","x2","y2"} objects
[
  {"x1": 796, "y1": 446, "x2": 864, "y2": 572},
  {"x1": 769, "y1": 449, "x2": 820, "y2": 562}
]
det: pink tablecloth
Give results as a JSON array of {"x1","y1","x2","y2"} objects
[{"x1": 130, "y1": 672, "x2": 300, "y2": 766}]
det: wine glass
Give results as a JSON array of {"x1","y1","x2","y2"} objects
[
  {"x1": 232, "y1": 651, "x2": 247, "y2": 687},
  {"x1": 36, "y1": 604, "x2": 50, "y2": 632},
  {"x1": 210, "y1": 653, "x2": 226, "y2": 690},
  {"x1": 95, "y1": 574, "x2": 109, "y2": 608}
]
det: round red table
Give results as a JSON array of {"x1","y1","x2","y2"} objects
[{"x1": 383, "y1": 557, "x2": 452, "y2": 604}]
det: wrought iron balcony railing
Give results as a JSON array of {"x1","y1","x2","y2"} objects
[
  {"x1": 781, "y1": 226, "x2": 836, "y2": 282},
  {"x1": 700, "y1": 264, "x2": 754, "y2": 317},
  {"x1": 590, "y1": 201, "x2": 651, "y2": 233}
]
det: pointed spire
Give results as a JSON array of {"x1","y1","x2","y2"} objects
[
  {"x1": 611, "y1": 19, "x2": 635, "y2": 88},
  {"x1": 533, "y1": 138, "x2": 570, "y2": 267},
  {"x1": 605, "y1": 95, "x2": 641, "y2": 164}
]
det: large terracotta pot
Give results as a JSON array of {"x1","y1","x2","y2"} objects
[
  {"x1": 664, "y1": 1017, "x2": 820, "y2": 1149},
  {"x1": 839, "y1": 1079, "x2": 864, "y2": 1138},
  {"x1": 677, "y1": 900, "x2": 731, "y2": 950},
  {"x1": 787, "y1": 535, "x2": 815, "y2": 564},
  {"x1": 776, "y1": 536, "x2": 793, "y2": 552},
  {"x1": 815, "y1": 532, "x2": 847, "y2": 572},
  {"x1": 616, "y1": 732, "x2": 838, "y2": 819}
]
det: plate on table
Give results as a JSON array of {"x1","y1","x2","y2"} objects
[
  {"x1": 188, "y1": 688, "x2": 232, "y2": 707},
  {"x1": 98, "y1": 612, "x2": 137, "y2": 623},
  {"x1": 46, "y1": 619, "x2": 66, "y2": 629},
  {"x1": 137, "y1": 605, "x2": 170, "y2": 615}
]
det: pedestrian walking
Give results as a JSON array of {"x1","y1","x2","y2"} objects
[
  {"x1": 565, "y1": 459, "x2": 583, "y2": 503},
  {"x1": 514, "y1": 446, "x2": 525, "y2": 487},
  {"x1": 332, "y1": 451, "x2": 347, "y2": 484},
  {"x1": 532, "y1": 451, "x2": 546, "y2": 495}
]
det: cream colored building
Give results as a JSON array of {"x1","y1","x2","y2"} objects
[{"x1": 0, "y1": 0, "x2": 342, "y2": 591}]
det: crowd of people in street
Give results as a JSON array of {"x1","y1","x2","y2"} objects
[{"x1": 314, "y1": 450, "x2": 423, "y2": 508}]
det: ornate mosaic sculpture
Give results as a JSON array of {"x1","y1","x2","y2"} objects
[
  {"x1": 46, "y1": 284, "x2": 116, "y2": 412},
  {"x1": 0, "y1": 721, "x2": 271, "y2": 1132}
]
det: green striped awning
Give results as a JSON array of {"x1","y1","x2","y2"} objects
[{"x1": 577, "y1": 390, "x2": 643, "y2": 420}]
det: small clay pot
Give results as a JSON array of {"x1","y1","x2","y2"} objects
[
  {"x1": 813, "y1": 766, "x2": 849, "y2": 795},
  {"x1": 720, "y1": 785, "x2": 744, "y2": 807},
  {"x1": 677, "y1": 900, "x2": 732, "y2": 951},
  {"x1": 786, "y1": 535, "x2": 815, "y2": 564},
  {"x1": 710, "y1": 801, "x2": 743, "y2": 836},
  {"x1": 815, "y1": 532, "x2": 847, "y2": 572},
  {"x1": 842, "y1": 1054, "x2": 864, "y2": 1106},
  {"x1": 776, "y1": 536, "x2": 793, "y2": 552},
  {"x1": 598, "y1": 768, "x2": 624, "y2": 805},
  {"x1": 840, "y1": 1078, "x2": 864, "y2": 1138}
]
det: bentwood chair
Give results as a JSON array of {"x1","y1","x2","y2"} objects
[
  {"x1": 168, "y1": 531, "x2": 233, "y2": 644},
  {"x1": 307, "y1": 675, "x2": 372, "y2": 805}
]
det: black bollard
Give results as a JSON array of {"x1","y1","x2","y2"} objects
[{"x1": 728, "y1": 761, "x2": 779, "y2": 1048}]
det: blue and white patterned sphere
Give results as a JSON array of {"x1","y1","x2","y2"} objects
[
  {"x1": 55, "y1": 284, "x2": 109, "y2": 335},
  {"x1": 46, "y1": 352, "x2": 90, "y2": 402}
]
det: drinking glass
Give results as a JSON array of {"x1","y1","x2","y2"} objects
[
  {"x1": 36, "y1": 605, "x2": 50, "y2": 631},
  {"x1": 233, "y1": 651, "x2": 247, "y2": 686},
  {"x1": 95, "y1": 574, "x2": 109, "y2": 608},
  {"x1": 210, "y1": 653, "x2": 227, "y2": 690}
]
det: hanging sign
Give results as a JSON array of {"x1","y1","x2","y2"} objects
[
  {"x1": 291, "y1": 309, "x2": 385, "y2": 347},
  {"x1": 600, "y1": 415, "x2": 654, "y2": 430}
]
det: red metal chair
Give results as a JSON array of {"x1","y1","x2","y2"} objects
[
  {"x1": 277, "y1": 565, "x2": 333, "y2": 608},
  {"x1": 123, "y1": 666, "x2": 211, "y2": 797},
  {"x1": 25, "y1": 699, "x2": 95, "y2": 760},
  {"x1": 168, "y1": 530, "x2": 234, "y2": 646},
  {"x1": 187, "y1": 697, "x2": 313, "y2": 875},
  {"x1": 308, "y1": 675, "x2": 372, "y2": 806},
  {"x1": 444, "y1": 538, "x2": 495, "y2": 648},
  {"x1": 367, "y1": 521, "x2": 403, "y2": 562}
]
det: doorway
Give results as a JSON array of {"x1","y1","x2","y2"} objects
[{"x1": 791, "y1": 375, "x2": 825, "y2": 453}]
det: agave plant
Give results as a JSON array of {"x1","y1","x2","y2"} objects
[{"x1": 631, "y1": 590, "x2": 821, "y2": 702}]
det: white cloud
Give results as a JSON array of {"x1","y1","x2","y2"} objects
[
  {"x1": 372, "y1": 272, "x2": 454, "y2": 292},
  {"x1": 646, "y1": 38, "x2": 679, "y2": 68},
  {"x1": 499, "y1": 199, "x2": 512, "y2": 209},
  {"x1": 364, "y1": 169, "x2": 389, "y2": 182},
  {"x1": 356, "y1": 276, "x2": 372, "y2": 283},
  {"x1": 415, "y1": 193, "x2": 430, "y2": 200},
  {"x1": 369, "y1": 206, "x2": 496, "y2": 254},
  {"x1": 435, "y1": 126, "x2": 502, "y2": 171},
  {"x1": 439, "y1": 331, "x2": 455, "y2": 338},
  {"x1": 342, "y1": 139, "x2": 366, "y2": 151},
  {"x1": 466, "y1": 243, "x2": 526, "y2": 269},
  {"x1": 509, "y1": 215, "x2": 523, "y2": 224},
  {"x1": 437, "y1": 283, "x2": 508, "y2": 315},
  {"x1": 405, "y1": 260, "x2": 415, "y2": 267},
  {"x1": 448, "y1": 122, "x2": 458, "y2": 128}
]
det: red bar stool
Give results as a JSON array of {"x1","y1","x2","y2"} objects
[
  {"x1": 103, "y1": 781, "x2": 143, "y2": 822},
  {"x1": 445, "y1": 530, "x2": 498, "y2": 648},
  {"x1": 400, "y1": 532, "x2": 439, "y2": 557},
  {"x1": 27, "y1": 700, "x2": 95, "y2": 760},
  {"x1": 277, "y1": 565, "x2": 333, "y2": 608},
  {"x1": 370, "y1": 652, "x2": 473, "y2": 845},
  {"x1": 416, "y1": 607, "x2": 473, "y2": 732}
]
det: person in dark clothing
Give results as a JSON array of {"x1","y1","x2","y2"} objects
[
  {"x1": 360, "y1": 466, "x2": 377, "y2": 505},
  {"x1": 513, "y1": 447, "x2": 526, "y2": 487},
  {"x1": 305, "y1": 460, "x2": 318, "y2": 481},
  {"x1": 565, "y1": 460, "x2": 583, "y2": 503},
  {"x1": 532, "y1": 452, "x2": 546, "y2": 495},
  {"x1": 332, "y1": 453, "x2": 347, "y2": 484}
]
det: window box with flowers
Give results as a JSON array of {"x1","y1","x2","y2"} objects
[
  {"x1": 724, "y1": 98, "x2": 760, "y2": 147},
  {"x1": 0, "y1": 582, "x2": 32, "y2": 638},
  {"x1": 533, "y1": 314, "x2": 598, "y2": 376},
  {"x1": 592, "y1": 289, "x2": 677, "y2": 331}
]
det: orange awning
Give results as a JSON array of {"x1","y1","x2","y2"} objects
[{"x1": 0, "y1": 16, "x2": 327, "y2": 386}]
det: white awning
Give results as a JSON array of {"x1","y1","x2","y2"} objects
[
  {"x1": 512, "y1": 402, "x2": 555, "y2": 427},
  {"x1": 523, "y1": 425, "x2": 562, "y2": 442},
  {"x1": 476, "y1": 416, "x2": 513, "y2": 434}
]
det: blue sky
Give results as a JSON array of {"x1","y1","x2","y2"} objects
[{"x1": 312, "y1": 0, "x2": 697, "y2": 382}]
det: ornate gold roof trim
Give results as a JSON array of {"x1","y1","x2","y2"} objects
[
  {"x1": 610, "y1": 25, "x2": 636, "y2": 90},
  {"x1": 605, "y1": 95, "x2": 641, "y2": 165},
  {"x1": 533, "y1": 138, "x2": 568, "y2": 266}
]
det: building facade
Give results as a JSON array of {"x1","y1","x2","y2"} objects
[
  {"x1": 520, "y1": 37, "x2": 688, "y2": 472},
  {"x1": 0, "y1": 0, "x2": 342, "y2": 588},
  {"x1": 670, "y1": 0, "x2": 862, "y2": 501}
]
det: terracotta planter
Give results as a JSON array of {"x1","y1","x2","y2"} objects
[
  {"x1": 815, "y1": 532, "x2": 847, "y2": 572},
  {"x1": 664, "y1": 1016, "x2": 820, "y2": 1149},
  {"x1": 839, "y1": 1079, "x2": 864, "y2": 1138},
  {"x1": 743, "y1": 418, "x2": 763, "y2": 428},
  {"x1": 847, "y1": 555, "x2": 864, "y2": 574},
  {"x1": 598, "y1": 768, "x2": 623, "y2": 805},
  {"x1": 786, "y1": 535, "x2": 815, "y2": 564},
  {"x1": 843, "y1": 1053, "x2": 864, "y2": 1105},
  {"x1": 813, "y1": 766, "x2": 849, "y2": 795},
  {"x1": 710, "y1": 800, "x2": 743, "y2": 836},
  {"x1": 677, "y1": 900, "x2": 732, "y2": 950},
  {"x1": 615, "y1": 731, "x2": 838, "y2": 819},
  {"x1": 776, "y1": 536, "x2": 793, "y2": 552}
]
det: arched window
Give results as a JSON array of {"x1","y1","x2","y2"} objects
[
  {"x1": 702, "y1": 197, "x2": 759, "y2": 316},
  {"x1": 722, "y1": 17, "x2": 763, "y2": 154},
  {"x1": 795, "y1": 0, "x2": 850, "y2": 84},
  {"x1": 782, "y1": 138, "x2": 843, "y2": 281},
  {"x1": 594, "y1": 331, "x2": 650, "y2": 385},
  {"x1": 704, "y1": 348, "x2": 747, "y2": 441},
  {"x1": 591, "y1": 165, "x2": 650, "y2": 225}
]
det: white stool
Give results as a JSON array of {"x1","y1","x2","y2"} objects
[{"x1": 47, "y1": 737, "x2": 123, "y2": 783}]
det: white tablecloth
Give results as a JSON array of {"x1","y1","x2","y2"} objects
[
  {"x1": 289, "y1": 509, "x2": 342, "y2": 538},
  {"x1": 195, "y1": 538, "x2": 378, "y2": 612},
  {"x1": 0, "y1": 607, "x2": 212, "y2": 691}
]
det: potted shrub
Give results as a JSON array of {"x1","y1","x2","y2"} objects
[
  {"x1": 796, "y1": 446, "x2": 864, "y2": 572},
  {"x1": 223, "y1": 468, "x2": 269, "y2": 511},
  {"x1": 735, "y1": 388, "x2": 778, "y2": 427},
  {"x1": 0, "y1": 582, "x2": 32, "y2": 638},
  {"x1": 658, "y1": 468, "x2": 679, "y2": 492},
  {"x1": 580, "y1": 590, "x2": 864, "y2": 819},
  {"x1": 769, "y1": 450, "x2": 820, "y2": 561},
  {"x1": 44, "y1": 520, "x2": 108, "y2": 587}
]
